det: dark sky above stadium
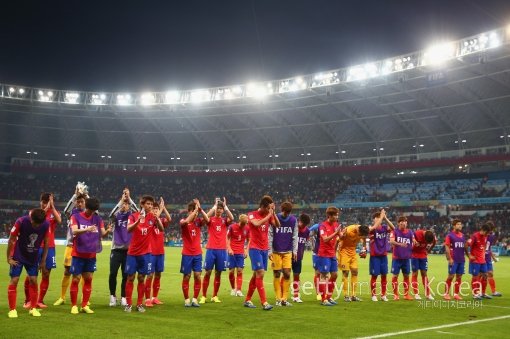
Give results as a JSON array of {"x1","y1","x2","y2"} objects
[{"x1": 1, "y1": 0, "x2": 510, "y2": 92}]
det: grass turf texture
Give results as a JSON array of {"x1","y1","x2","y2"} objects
[{"x1": 1, "y1": 245, "x2": 509, "y2": 338}]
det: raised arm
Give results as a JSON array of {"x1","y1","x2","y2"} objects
[{"x1": 223, "y1": 197, "x2": 234, "y2": 223}]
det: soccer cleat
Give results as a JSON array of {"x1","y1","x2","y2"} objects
[
  {"x1": 426, "y1": 295, "x2": 435, "y2": 300},
  {"x1": 70, "y1": 306, "x2": 79, "y2": 314},
  {"x1": 262, "y1": 303, "x2": 273, "y2": 311},
  {"x1": 443, "y1": 294, "x2": 451, "y2": 301},
  {"x1": 124, "y1": 305, "x2": 132, "y2": 313},
  {"x1": 275, "y1": 300, "x2": 282, "y2": 307},
  {"x1": 328, "y1": 298, "x2": 338, "y2": 305},
  {"x1": 145, "y1": 299, "x2": 153, "y2": 307},
  {"x1": 404, "y1": 294, "x2": 413, "y2": 301},
  {"x1": 230, "y1": 289, "x2": 236, "y2": 296},
  {"x1": 492, "y1": 292, "x2": 503, "y2": 297},
  {"x1": 136, "y1": 305, "x2": 146, "y2": 313},
  {"x1": 473, "y1": 294, "x2": 483, "y2": 301},
  {"x1": 8, "y1": 309, "x2": 18, "y2": 318},
  {"x1": 243, "y1": 300, "x2": 256, "y2": 309},
  {"x1": 351, "y1": 296, "x2": 362, "y2": 302},
  {"x1": 453, "y1": 294, "x2": 462, "y2": 300},
  {"x1": 29, "y1": 308, "x2": 41, "y2": 317},
  {"x1": 37, "y1": 302, "x2": 48, "y2": 309},
  {"x1": 211, "y1": 296, "x2": 222, "y2": 303},
  {"x1": 80, "y1": 306, "x2": 94, "y2": 314},
  {"x1": 121, "y1": 297, "x2": 128, "y2": 306},
  {"x1": 236, "y1": 290, "x2": 244, "y2": 297},
  {"x1": 381, "y1": 295, "x2": 389, "y2": 302},
  {"x1": 281, "y1": 300, "x2": 293, "y2": 307},
  {"x1": 184, "y1": 299, "x2": 191, "y2": 307},
  {"x1": 22, "y1": 302, "x2": 31, "y2": 309},
  {"x1": 321, "y1": 300, "x2": 334, "y2": 306},
  {"x1": 393, "y1": 295, "x2": 400, "y2": 301},
  {"x1": 344, "y1": 296, "x2": 351, "y2": 302},
  {"x1": 292, "y1": 297, "x2": 303, "y2": 303},
  {"x1": 191, "y1": 299, "x2": 200, "y2": 307},
  {"x1": 152, "y1": 297, "x2": 163, "y2": 305},
  {"x1": 371, "y1": 295, "x2": 378, "y2": 302},
  {"x1": 109, "y1": 295, "x2": 117, "y2": 307},
  {"x1": 482, "y1": 294, "x2": 493, "y2": 299},
  {"x1": 414, "y1": 294, "x2": 422, "y2": 300},
  {"x1": 53, "y1": 298, "x2": 65, "y2": 306},
  {"x1": 316, "y1": 294, "x2": 321, "y2": 301},
  {"x1": 199, "y1": 296, "x2": 206, "y2": 304}
]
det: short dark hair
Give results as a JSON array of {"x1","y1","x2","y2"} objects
[
  {"x1": 299, "y1": 213, "x2": 311, "y2": 227},
  {"x1": 485, "y1": 220, "x2": 496, "y2": 231},
  {"x1": 140, "y1": 195, "x2": 155, "y2": 206},
  {"x1": 281, "y1": 201, "x2": 293, "y2": 214},
  {"x1": 359, "y1": 225, "x2": 369, "y2": 237},
  {"x1": 481, "y1": 223, "x2": 491, "y2": 233},
  {"x1": 397, "y1": 216, "x2": 407, "y2": 223},
  {"x1": 452, "y1": 219, "x2": 461, "y2": 226},
  {"x1": 30, "y1": 208, "x2": 46, "y2": 224},
  {"x1": 40, "y1": 192, "x2": 51, "y2": 203},
  {"x1": 216, "y1": 201, "x2": 224, "y2": 209},
  {"x1": 372, "y1": 212, "x2": 381, "y2": 219},
  {"x1": 85, "y1": 197, "x2": 100, "y2": 211},
  {"x1": 424, "y1": 230, "x2": 435, "y2": 243},
  {"x1": 326, "y1": 206, "x2": 339, "y2": 216},
  {"x1": 76, "y1": 193, "x2": 87, "y2": 201},
  {"x1": 259, "y1": 195, "x2": 273, "y2": 208},
  {"x1": 188, "y1": 201, "x2": 196, "y2": 212}
]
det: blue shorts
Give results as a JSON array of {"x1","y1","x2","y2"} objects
[
  {"x1": 316, "y1": 256, "x2": 338, "y2": 274},
  {"x1": 391, "y1": 259, "x2": 411, "y2": 275},
  {"x1": 312, "y1": 254, "x2": 318, "y2": 270},
  {"x1": 469, "y1": 262, "x2": 488, "y2": 276},
  {"x1": 411, "y1": 258, "x2": 428, "y2": 272},
  {"x1": 448, "y1": 262, "x2": 465, "y2": 275},
  {"x1": 204, "y1": 249, "x2": 227, "y2": 271},
  {"x1": 486, "y1": 261, "x2": 493, "y2": 272},
  {"x1": 249, "y1": 249, "x2": 268, "y2": 271},
  {"x1": 228, "y1": 254, "x2": 245, "y2": 269},
  {"x1": 180, "y1": 254, "x2": 202, "y2": 275},
  {"x1": 125, "y1": 254, "x2": 152, "y2": 275},
  {"x1": 151, "y1": 254, "x2": 165, "y2": 273},
  {"x1": 70, "y1": 257, "x2": 97, "y2": 275},
  {"x1": 292, "y1": 260, "x2": 303, "y2": 274},
  {"x1": 38, "y1": 247, "x2": 57, "y2": 269},
  {"x1": 9, "y1": 262, "x2": 38, "y2": 277},
  {"x1": 369, "y1": 256, "x2": 388, "y2": 276}
]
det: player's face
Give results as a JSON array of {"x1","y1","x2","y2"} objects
[
  {"x1": 120, "y1": 202, "x2": 129, "y2": 212},
  {"x1": 328, "y1": 213, "x2": 339, "y2": 223},
  {"x1": 259, "y1": 205, "x2": 270, "y2": 216},
  {"x1": 398, "y1": 220, "x2": 407, "y2": 230},
  {"x1": 215, "y1": 207, "x2": 223, "y2": 216},
  {"x1": 142, "y1": 201, "x2": 153, "y2": 212},
  {"x1": 76, "y1": 198, "x2": 86, "y2": 210},
  {"x1": 40, "y1": 200, "x2": 49, "y2": 209},
  {"x1": 454, "y1": 222, "x2": 462, "y2": 231}
]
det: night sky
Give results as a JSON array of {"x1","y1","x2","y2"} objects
[{"x1": 1, "y1": 0, "x2": 510, "y2": 92}]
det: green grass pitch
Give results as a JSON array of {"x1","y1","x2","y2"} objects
[{"x1": 1, "y1": 245, "x2": 509, "y2": 338}]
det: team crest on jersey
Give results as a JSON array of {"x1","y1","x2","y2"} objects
[
  {"x1": 149, "y1": 220, "x2": 153, "y2": 225},
  {"x1": 249, "y1": 214, "x2": 254, "y2": 219}
]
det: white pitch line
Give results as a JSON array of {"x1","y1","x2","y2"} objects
[
  {"x1": 355, "y1": 315, "x2": 510, "y2": 339},
  {"x1": 483, "y1": 305, "x2": 510, "y2": 310}
]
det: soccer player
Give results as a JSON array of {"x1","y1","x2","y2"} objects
[
  {"x1": 144, "y1": 198, "x2": 171, "y2": 307},
  {"x1": 108, "y1": 188, "x2": 138, "y2": 307},
  {"x1": 269, "y1": 201, "x2": 298, "y2": 307},
  {"x1": 316, "y1": 206, "x2": 342, "y2": 306},
  {"x1": 54, "y1": 191, "x2": 87, "y2": 306},
  {"x1": 443, "y1": 219, "x2": 467, "y2": 301},
  {"x1": 292, "y1": 213, "x2": 311, "y2": 303},
  {"x1": 308, "y1": 222, "x2": 322, "y2": 301},
  {"x1": 7, "y1": 208, "x2": 49, "y2": 318},
  {"x1": 390, "y1": 216, "x2": 414, "y2": 301},
  {"x1": 124, "y1": 195, "x2": 164, "y2": 313},
  {"x1": 227, "y1": 214, "x2": 250, "y2": 297},
  {"x1": 69, "y1": 197, "x2": 111, "y2": 314},
  {"x1": 338, "y1": 222, "x2": 369, "y2": 302},
  {"x1": 24, "y1": 193, "x2": 62, "y2": 309},
  {"x1": 481, "y1": 221, "x2": 502, "y2": 298},
  {"x1": 411, "y1": 228, "x2": 436, "y2": 300},
  {"x1": 467, "y1": 223, "x2": 491, "y2": 300},
  {"x1": 369, "y1": 209, "x2": 394, "y2": 302},
  {"x1": 243, "y1": 195, "x2": 280, "y2": 310},
  {"x1": 200, "y1": 198, "x2": 233, "y2": 304},
  {"x1": 180, "y1": 199, "x2": 209, "y2": 307}
]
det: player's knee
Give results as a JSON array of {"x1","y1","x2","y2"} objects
[
  {"x1": 10, "y1": 276, "x2": 20, "y2": 285},
  {"x1": 127, "y1": 274, "x2": 136, "y2": 282},
  {"x1": 204, "y1": 270, "x2": 212, "y2": 277},
  {"x1": 193, "y1": 272, "x2": 201, "y2": 280},
  {"x1": 351, "y1": 269, "x2": 358, "y2": 276},
  {"x1": 273, "y1": 271, "x2": 281, "y2": 278},
  {"x1": 183, "y1": 274, "x2": 191, "y2": 281},
  {"x1": 214, "y1": 271, "x2": 221, "y2": 277}
]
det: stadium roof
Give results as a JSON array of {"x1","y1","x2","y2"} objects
[{"x1": 1, "y1": 27, "x2": 510, "y2": 168}]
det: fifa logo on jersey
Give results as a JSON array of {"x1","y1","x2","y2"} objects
[
  {"x1": 397, "y1": 237, "x2": 410, "y2": 245},
  {"x1": 454, "y1": 242, "x2": 464, "y2": 248},
  {"x1": 275, "y1": 226, "x2": 292, "y2": 234},
  {"x1": 28, "y1": 233, "x2": 38, "y2": 248},
  {"x1": 298, "y1": 237, "x2": 307, "y2": 244},
  {"x1": 375, "y1": 233, "x2": 387, "y2": 240},
  {"x1": 261, "y1": 225, "x2": 266, "y2": 232}
]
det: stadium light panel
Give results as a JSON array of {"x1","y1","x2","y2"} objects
[
  {"x1": 165, "y1": 91, "x2": 180, "y2": 104},
  {"x1": 140, "y1": 92, "x2": 155, "y2": 105},
  {"x1": 9, "y1": 87, "x2": 15, "y2": 93},
  {"x1": 190, "y1": 90, "x2": 211, "y2": 103},
  {"x1": 65, "y1": 92, "x2": 80, "y2": 104},
  {"x1": 489, "y1": 32, "x2": 501, "y2": 48},
  {"x1": 246, "y1": 83, "x2": 272, "y2": 98},
  {"x1": 18, "y1": 88, "x2": 24, "y2": 94},
  {"x1": 37, "y1": 90, "x2": 54, "y2": 102},
  {"x1": 422, "y1": 42, "x2": 455, "y2": 66},
  {"x1": 91, "y1": 93, "x2": 107, "y2": 105},
  {"x1": 116, "y1": 94, "x2": 132, "y2": 105}
]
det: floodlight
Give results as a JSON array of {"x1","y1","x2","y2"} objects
[
  {"x1": 140, "y1": 92, "x2": 155, "y2": 105},
  {"x1": 18, "y1": 88, "x2": 25, "y2": 94},
  {"x1": 65, "y1": 92, "x2": 80, "y2": 104},
  {"x1": 165, "y1": 91, "x2": 180, "y2": 104},
  {"x1": 116, "y1": 94, "x2": 132, "y2": 105},
  {"x1": 9, "y1": 87, "x2": 15, "y2": 93},
  {"x1": 423, "y1": 43, "x2": 455, "y2": 66},
  {"x1": 91, "y1": 93, "x2": 106, "y2": 105},
  {"x1": 37, "y1": 90, "x2": 53, "y2": 102},
  {"x1": 246, "y1": 83, "x2": 269, "y2": 98},
  {"x1": 190, "y1": 90, "x2": 210, "y2": 103},
  {"x1": 489, "y1": 32, "x2": 500, "y2": 48}
]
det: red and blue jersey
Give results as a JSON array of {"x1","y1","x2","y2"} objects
[
  {"x1": 128, "y1": 212, "x2": 157, "y2": 256},
  {"x1": 227, "y1": 223, "x2": 250, "y2": 255},
  {"x1": 180, "y1": 217, "x2": 203, "y2": 256},
  {"x1": 468, "y1": 231, "x2": 487, "y2": 264},
  {"x1": 206, "y1": 216, "x2": 228, "y2": 250},
  {"x1": 317, "y1": 221, "x2": 339, "y2": 258}
]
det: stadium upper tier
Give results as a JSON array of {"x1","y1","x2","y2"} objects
[{"x1": 1, "y1": 26, "x2": 510, "y2": 166}]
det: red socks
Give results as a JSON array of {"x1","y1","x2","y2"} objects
[
  {"x1": 370, "y1": 276, "x2": 377, "y2": 296},
  {"x1": 193, "y1": 278, "x2": 201, "y2": 299},
  {"x1": 403, "y1": 276, "x2": 410, "y2": 295},
  {"x1": 137, "y1": 281, "x2": 144, "y2": 305},
  {"x1": 246, "y1": 276, "x2": 256, "y2": 300},
  {"x1": 471, "y1": 277, "x2": 481, "y2": 295},
  {"x1": 125, "y1": 280, "x2": 134, "y2": 306},
  {"x1": 8, "y1": 284, "x2": 17, "y2": 310},
  {"x1": 381, "y1": 275, "x2": 387, "y2": 296},
  {"x1": 293, "y1": 274, "x2": 300, "y2": 298},
  {"x1": 38, "y1": 277, "x2": 49, "y2": 304},
  {"x1": 145, "y1": 276, "x2": 153, "y2": 299},
  {"x1": 229, "y1": 272, "x2": 235, "y2": 289},
  {"x1": 488, "y1": 277, "x2": 496, "y2": 293},
  {"x1": 70, "y1": 279, "x2": 79, "y2": 306},
  {"x1": 182, "y1": 279, "x2": 190, "y2": 300},
  {"x1": 24, "y1": 277, "x2": 30, "y2": 303},
  {"x1": 446, "y1": 278, "x2": 453, "y2": 295},
  {"x1": 202, "y1": 275, "x2": 210, "y2": 298},
  {"x1": 454, "y1": 277, "x2": 461, "y2": 295},
  {"x1": 236, "y1": 272, "x2": 243, "y2": 291},
  {"x1": 29, "y1": 282, "x2": 38, "y2": 308},
  {"x1": 481, "y1": 276, "x2": 488, "y2": 295},
  {"x1": 392, "y1": 276, "x2": 398, "y2": 296},
  {"x1": 213, "y1": 276, "x2": 221, "y2": 297},
  {"x1": 82, "y1": 278, "x2": 92, "y2": 307},
  {"x1": 153, "y1": 277, "x2": 161, "y2": 298},
  {"x1": 255, "y1": 277, "x2": 266, "y2": 304}
]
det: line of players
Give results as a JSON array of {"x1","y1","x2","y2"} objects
[{"x1": 5, "y1": 190, "x2": 503, "y2": 317}]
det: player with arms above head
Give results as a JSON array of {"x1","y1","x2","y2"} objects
[
  {"x1": 227, "y1": 214, "x2": 250, "y2": 297},
  {"x1": 480, "y1": 221, "x2": 502, "y2": 298},
  {"x1": 338, "y1": 220, "x2": 370, "y2": 302},
  {"x1": 124, "y1": 195, "x2": 164, "y2": 313},
  {"x1": 7, "y1": 208, "x2": 49, "y2": 318},
  {"x1": 443, "y1": 219, "x2": 467, "y2": 301},
  {"x1": 180, "y1": 199, "x2": 209, "y2": 307},
  {"x1": 69, "y1": 197, "x2": 111, "y2": 314},
  {"x1": 200, "y1": 198, "x2": 233, "y2": 304},
  {"x1": 243, "y1": 195, "x2": 280, "y2": 311},
  {"x1": 144, "y1": 198, "x2": 171, "y2": 307},
  {"x1": 316, "y1": 206, "x2": 343, "y2": 306},
  {"x1": 467, "y1": 223, "x2": 491, "y2": 300},
  {"x1": 368, "y1": 209, "x2": 394, "y2": 302},
  {"x1": 411, "y1": 228, "x2": 436, "y2": 300},
  {"x1": 308, "y1": 222, "x2": 322, "y2": 301},
  {"x1": 389, "y1": 216, "x2": 414, "y2": 301},
  {"x1": 291, "y1": 213, "x2": 311, "y2": 303}
]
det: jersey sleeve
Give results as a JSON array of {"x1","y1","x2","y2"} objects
[
  {"x1": 70, "y1": 215, "x2": 78, "y2": 228},
  {"x1": 10, "y1": 219, "x2": 22, "y2": 237},
  {"x1": 128, "y1": 214, "x2": 136, "y2": 224}
]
